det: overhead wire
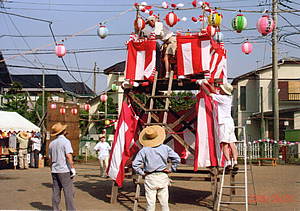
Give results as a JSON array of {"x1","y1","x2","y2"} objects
[{"x1": 0, "y1": 6, "x2": 135, "y2": 63}]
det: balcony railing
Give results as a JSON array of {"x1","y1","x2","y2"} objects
[{"x1": 289, "y1": 93, "x2": 300, "y2": 101}]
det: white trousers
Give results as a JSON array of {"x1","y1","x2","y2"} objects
[
  {"x1": 144, "y1": 173, "x2": 170, "y2": 211},
  {"x1": 99, "y1": 157, "x2": 108, "y2": 176}
]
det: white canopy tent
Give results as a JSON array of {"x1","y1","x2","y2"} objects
[{"x1": 0, "y1": 111, "x2": 40, "y2": 133}]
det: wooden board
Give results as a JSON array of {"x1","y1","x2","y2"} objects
[{"x1": 46, "y1": 101, "x2": 80, "y2": 157}]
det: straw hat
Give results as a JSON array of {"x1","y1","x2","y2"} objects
[
  {"x1": 220, "y1": 83, "x2": 233, "y2": 96},
  {"x1": 19, "y1": 131, "x2": 29, "y2": 140},
  {"x1": 99, "y1": 134, "x2": 105, "y2": 139},
  {"x1": 139, "y1": 125, "x2": 166, "y2": 148},
  {"x1": 51, "y1": 123, "x2": 68, "y2": 136},
  {"x1": 146, "y1": 15, "x2": 157, "y2": 23}
]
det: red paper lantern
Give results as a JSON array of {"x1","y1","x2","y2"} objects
[
  {"x1": 242, "y1": 41, "x2": 253, "y2": 54},
  {"x1": 256, "y1": 15, "x2": 274, "y2": 36},
  {"x1": 100, "y1": 94, "x2": 108, "y2": 102},
  {"x1": 60, "y1": 107, "x2": 66, "y2": 114},
  {"x1": 134, "y1": 17, "x2": 145, "y2": 31},
  {"x1": 164, "y1": 12, "x2": 179, "y2": 27},
  {"x1": 206, "y1": 25, "x2": 216, "y2": 37},
  {"x1": 71, "y1": 108, "x2": 78, "y2": 115},
  {"x1": 84, "y1": 103, "x2": 90, "y2": 111},
  {"x1": 50, "y1": 103, "x2": 56, "y2": 110},
  {"x1": 54, "y1": 44, "x2": 66, "y2": 58}
]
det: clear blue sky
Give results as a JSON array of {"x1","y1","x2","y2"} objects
[{"x1": 1, "y1": 0, "x2": 299, "y2": 93}]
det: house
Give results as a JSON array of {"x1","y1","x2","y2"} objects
[
  {"x1": 231, "y1": 59, "x2": 300, "y2": 142},
  {"x1": 3, "y1": 74, "x2": 93, "y2": 108},
  {"x1": 66, "y1": 82, "x2": 94, "y2": 105},
  {"x1": 0, "y1": 52, "x2": 13, "y2": 109},
  {"x1": 85, "y1": 61, "x2": 125, "y2": 140},
  {"x1": 103, "y1": 61, "x2": 125, "y2": 113}
]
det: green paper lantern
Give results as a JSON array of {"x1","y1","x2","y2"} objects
[
  {"x1": 112, "y1": 84, "x2": 117, "y2": 92},
  {"x1": 232, "y1": 14, "x2": 247, "y2": 33}
]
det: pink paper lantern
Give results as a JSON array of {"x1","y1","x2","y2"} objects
[
  {"x1": 296, "y1": 142, "x2": 298, "y2": 144},
  {"x1": 100, "y1": 94, "x2": 108, "y2": 102},
  {"x1": 71, "y1": 108, "x2": 78, "y2": 115},
  {"x1": 84, "y1": 103, "x2": 90, "y2": 111},
  {"x1": 206, "y1": 25, "x2": 216, "y2": 37},
  {"x1": 60, "y1": 107, "x2": 66, "y2": 114},
  {"x1": 279, "y1": 141, "x2": 282, "y2": 144},
  {"x1": 50, "y1": 103, "x2": 56, "y2": 110},
  {"x1": 54, "y1": 44, "x2": 66, "y2": 58},
  {"x1": 242, "y1": 41, "x2": 252, "y2": 54},
  {"x1": 256, "y1": 15, "x2": 274, "y2": 36},
  {"x1": 164, "y1": 11, "x2": 179, "y2": 27}
]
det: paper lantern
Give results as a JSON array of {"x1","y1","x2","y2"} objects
[
  {"x1": 232, "y1": 14, "x2": 247, "y2": 33},
  {"x1": 192, "y1": 0, "x2": 197, "y2": 7},
  {"x1": 112, "y1": 84, "x2": 117, "y2": 92},
  {"x1": 164, "y1": 12, "x2": 179, "y2": 27},
  {"x1": 206, "y1": 25, "x2": 216, "y2": 37},
  {"x1": 242, "y1": 41, "x2": 253, "y2": 54},
  {"x1": 50, "y1": 103, "x2": 56, "y2": 110},
  {"x1": 100, "y1": 94, "x2": 108, "y2": 102},
  {"x1": 54, "y1": 44, "x2": 66, "y2": 58},
  {"x1": 134, "y1": 17, "x2": 145, "y2": 31},
  {"x1": 213, "y1": 31, "x2": 223, "y2": 43},
  {"x1": 256, "y1": 15, "x2": 274, "y2": 36},
  {"x1": 97, "y1": 25, "x2": 108, "y2": 39},
  {"x1": 162, "y1": 2, "x2": 168, "y2": 9},
  {"x1": 84, "y1": 103, "x2": 90, "y2": 111},
  {"x1": 208, "y1": 13, "x2": 222, "y2": 27},
  {"x1": 71, "y1": 108, "x2": 78, "y2": 115},
  {"x1": 60, "y1": 107, "x2": 66, "y2": 114},
  {"x1": 105, "y1": 120, "x2": 110, "y2": 126}
]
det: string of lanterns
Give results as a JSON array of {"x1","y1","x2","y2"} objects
[
  {"x1": 247, "y1": 139, "x2": 299, "y2": 146},
  {"x1": 52, "y1": 1, "x2": 276, "y2": 58}
]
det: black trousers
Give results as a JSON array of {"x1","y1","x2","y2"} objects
[{"x1": 33, "y1": 150, "x2": 39, "y2": 168}]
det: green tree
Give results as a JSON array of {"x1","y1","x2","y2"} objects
[
  {"x1": 26, "y1": 92, "x2": 52, "y2": 125},
  {"x1": 3, "y1": 81, "x2": 26, "y2": 115}
]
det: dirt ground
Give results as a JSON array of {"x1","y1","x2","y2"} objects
[{"x1": 0, "y1": 160, "x2": 299, "y2": 211}]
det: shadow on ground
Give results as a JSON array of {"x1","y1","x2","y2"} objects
[
  {"x1": 74, "y1": 178, "x2": 112, "y2": 203},
  {"x1": 30, "y1": 202, "x2": 52, "y2": 210}
]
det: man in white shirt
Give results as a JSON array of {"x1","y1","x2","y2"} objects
[
  {"x1": 200, "y1": 80, "x2": 238, "y2": 172},
  {"x1": 94, "y1": 134, "x2": 111, "y2": 178},
  {"x1": 147, "y1": 15, "x2": 176, "y2": 79},
  {"x1": 31, "y1": 132, "x2": 41, "y2": 168}
]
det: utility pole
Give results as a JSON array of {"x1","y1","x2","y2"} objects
[
  {"x1": 94, "y1": 62, "x2": 97, "y2": 97},
  {"x1": 272, "y1": 0, "x2": 279, "y2": 144},
  {"x1": 42, "y1": 65, "x2": 45, "y2": 141}
]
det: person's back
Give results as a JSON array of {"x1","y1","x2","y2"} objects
[{"x1": 49, "y1": 135, "x2": 71, "y2": 173}]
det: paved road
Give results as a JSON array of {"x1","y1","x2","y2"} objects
[{"x1": 0, "y1": 160, "x2": 299, "y2": 210}]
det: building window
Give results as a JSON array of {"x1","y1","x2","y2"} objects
[
  {"x1": 279, "y1": 81, "x2": 300, "y2": 101},
  {"x1": 240, "y1": 86, "x2": 246, "y2": 110}
]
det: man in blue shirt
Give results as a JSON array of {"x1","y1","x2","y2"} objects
[
  {"x1": 49, "y1": 123, "x2": 76, "y2": 211},
  {"x1": 132, "y1": 125, "x2": 180, "y2": 211}
]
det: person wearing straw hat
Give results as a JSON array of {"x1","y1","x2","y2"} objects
[
  {"x1": 200, "y1": 80, "x2": 238, "y2": 172},
  {"x1": 49, "y1": 123, "x2": 76, "y2": 211},
  {"x1": 132, "y1": 125, "x2": 180, "y2": 211},
  {"x1": 94, "y1": 134, "x2": 111, "y2": 178},
  {"x1": 16, "y1": 131, "x2": 30, "y2": 170},
  {"x1": 146, "y1": 15, "x2": 176, "y2": 79}
]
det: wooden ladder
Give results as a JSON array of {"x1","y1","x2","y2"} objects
[
  {"x1": 145, "y1": 70, "x2": 174, "y2": 127},
  {"x1": 133, "y1": 70, "x2": 174, "y2": 211}
]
